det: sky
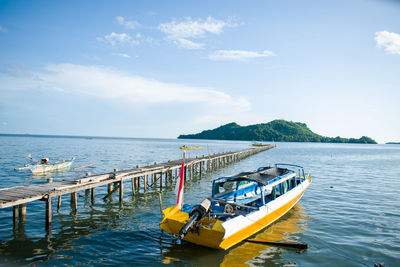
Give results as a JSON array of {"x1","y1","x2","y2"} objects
[{"x1": 0, "y1": 0, "x2": 399, "y2": 143}]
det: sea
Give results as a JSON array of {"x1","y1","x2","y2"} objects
[{"x1": 0, "y1": 135, "x2": 399, "y2": 266}]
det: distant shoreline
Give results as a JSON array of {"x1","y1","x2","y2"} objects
[{"x1": 0, "y1": 133, "x2": 166, "y2": 141}]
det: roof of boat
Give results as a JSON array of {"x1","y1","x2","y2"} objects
[{"x1": 223, "y1": 166, "x2": 293, "y2": 185}]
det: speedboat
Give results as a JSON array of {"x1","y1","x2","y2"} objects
[{"x1": 160, "y1": 163, "x2": 311, "y2": 250}]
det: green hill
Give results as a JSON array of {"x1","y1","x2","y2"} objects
[{"x1": 178, "y1": 120, "x2": 377, "y2": 144}]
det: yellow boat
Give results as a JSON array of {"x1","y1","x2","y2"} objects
[
  {"x1": 252, "y1": 143, "x2": 269, "y2": 147},
  {"x1": 180, "y1": 145, "x2": 203, "y2": 149},
  {"x1": 160, "y1": 163, "x2": 311, "y2": 250}
]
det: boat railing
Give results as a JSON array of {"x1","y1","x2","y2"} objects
[{"x1": 275, "y1": 163, "x2": 305, "y2": 177}]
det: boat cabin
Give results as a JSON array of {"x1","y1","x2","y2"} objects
[{"x1": 206, "y1": 164, "x2": 306, "y2": 220}]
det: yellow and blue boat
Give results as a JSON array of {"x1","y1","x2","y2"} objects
[{"x1": 160, "y1": 163, "x2": 311, "y2": 250}]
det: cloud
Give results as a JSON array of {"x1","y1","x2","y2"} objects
[
  {"x1": 375, "y1": 31, "x2": 400, "y2": 55},
  {"x1": 112, "y1": 53, "x2": 131, "y2": 58},
  {"x1": 116, "y1": 16, "x2": 140, "y2": 29},
  {"x1": 159, "y1": 16, "x2": 235, "y2": 49},
  {"x1": 0, "y1": 26, "x2": 7, "y2": 33},
  {"x1": 0, "y1": 64, "x2": 249, "y2": 114},
  {"x1": 97, "y1": 32, "x2": 140, "y2": 46},
  {"x1": 208, "y1": 50, "x2": 275, "y2": 61}
]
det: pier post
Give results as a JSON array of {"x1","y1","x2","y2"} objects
[
  {"x1": 12, "y1": 206, "x2": 18, "y2": 228},
  {"x1": 19, "y1": 204, "x2": 26, "y2": 223},
  {"x1": 91, "y1": 188, "x2": 95, "y2": 204},
  {"x1": 144, "y1": 175, "x2": 147, "y2": 192},
  {"x1": 131, "y1": 178, "x2": 135, "y2": 195},
  {"x1": 57, "y1": 196, "x2": 61, "y2": 211},
  {"x1": 45, "y1": 196, "x2": 52, "y2": 231},
  {"x1": 119, "y1": 181, "x2": 123, "y2": 202},
  {"x1": 160, "y1": 172, "x2": 163, "y2": 191},
  {"x1": 107, "y1": 184, "x2": 112, "y2": 198},
  {"x1": 71, "y1": 192, "x2": 77, "y2": 211}
]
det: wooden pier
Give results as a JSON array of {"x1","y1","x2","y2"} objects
[{"x1": 0, "y1": 145, "x2": 275, "y2": 232}]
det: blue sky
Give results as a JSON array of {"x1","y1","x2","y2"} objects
[{"x1": 0, "y1": 0, "x2": 399, "y2": 143}]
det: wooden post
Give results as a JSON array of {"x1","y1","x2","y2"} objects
[
  {"x1": 45, "y1": 196, "x2": 52, "y2": 231},
  {"x1": 91, "y1": 188, "x2": 95, "y2": 204},
  {"x1": 131, "y1": 178, "x2": 135, "y2": 195},
  {"x1": 19, "y1": 204, "x2": 26, "y2": 222},
  {"x1": 103, "y1": 184, "x2": 121, "y2": 200},
  {"x1": 108, "y1": 183, "x2": 112, "y2": 193},
  {"x1": 71, "y1": 192, "x2": 77, "y2": 211},
  {"x1": 13, "y1": 206, "x2": 18, "y2": 228},
  {"x1": 158, "y1": 193, "x2": 163, "y2": 220},
  {"x1": 160, "y1": 172, "x2": 163, "y2": 191},
  {"x1": 144, "y1": 175, "x2": 147, "y2": 192},
  {"x1": 57, "y1": 196, "x2": 61, "y2": 211},
  {"x1": 119, "y1": 180, "x2": 124, "y2": 202}
]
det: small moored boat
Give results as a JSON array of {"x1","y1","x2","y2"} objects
[
  {"x1": 252, "y1": 142, "x2": 269, "y2": 147},
  {"x1": 160, "y1": 163, "x2": 311, "y2": 250},
  {"x1": 180, "y1": 145, "x2": 203, "y2": 150},
  {"x1": 28, "y1": 157, "x2": 74, "y2": 174}
]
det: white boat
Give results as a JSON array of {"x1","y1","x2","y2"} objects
[
  {"x1": 28, "y1": 157, "x2": 74, "y2": 174},
  {"x1": 160, "y1": 163, "x2": 311, "y2": 250}
]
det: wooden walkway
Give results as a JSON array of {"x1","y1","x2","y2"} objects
[{"x1": 0, "y1": 145, "x2": 275, "y2": 232}]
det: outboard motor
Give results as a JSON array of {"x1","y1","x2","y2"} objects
[{"x1": 178, "y1": 198, "x2": 211, "y2": 241}]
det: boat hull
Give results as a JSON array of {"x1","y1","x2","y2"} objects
[
  {"x1": 160, "y1": 175, "x2": 311, "y2": 250},
  {"x1": 29, "y1": 160, "x2": 73, "y2": 174}
]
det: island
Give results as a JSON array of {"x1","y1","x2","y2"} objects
[
  {"x1": 386, "y1": 142, "x2": 400, "y2": 144},
  {"x1": 178, "y1": 120, "x2": 377, "y2": 144}
]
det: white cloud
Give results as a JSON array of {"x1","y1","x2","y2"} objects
[
  {"x1": 159, "y1": 17, "x2": 235, "y2": 49},
  {"x1": 0, "y1": 26, "x2": 7, "y2": 33},
  {"x1": 116, "y1": 16, "x2": 140, "y2": 29},
  {"x1": 0, "y1": 64, "x2": 249, "y2": 113},
  {"x1": 173, "y1": 38, "x2": 204, "y2": 49},
  {"x1": 375, "y1": 31, "x2": 400, "y2": 55},
  {"x1": 208, "y1": 50, "x2": 275, "y2": 61},
  {"x1": 97, "y1": 32, "x2": 140, "y2": 46},
  {"x1": 112, "y1": 53, "x2": 131, "y2": 58}
]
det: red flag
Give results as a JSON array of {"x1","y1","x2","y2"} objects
[{"x1": 175, "y1": 151, "x2": 185, "y2": 210}]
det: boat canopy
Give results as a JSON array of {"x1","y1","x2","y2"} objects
[{"x1": 220, "y1": 166, "x2": 293, "y2": 186}]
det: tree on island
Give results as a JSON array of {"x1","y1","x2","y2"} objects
[{"x1": 178, "y1": 120, "x2": 377, "y2": 144}]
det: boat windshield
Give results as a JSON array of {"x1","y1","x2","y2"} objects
[{"x1": 212, "y1": 178, "x2": 258, "y2": 199}]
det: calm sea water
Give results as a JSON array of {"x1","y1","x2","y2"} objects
[{"x1": 0, "y1": 135, "x2": 399, "y2": 266}]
